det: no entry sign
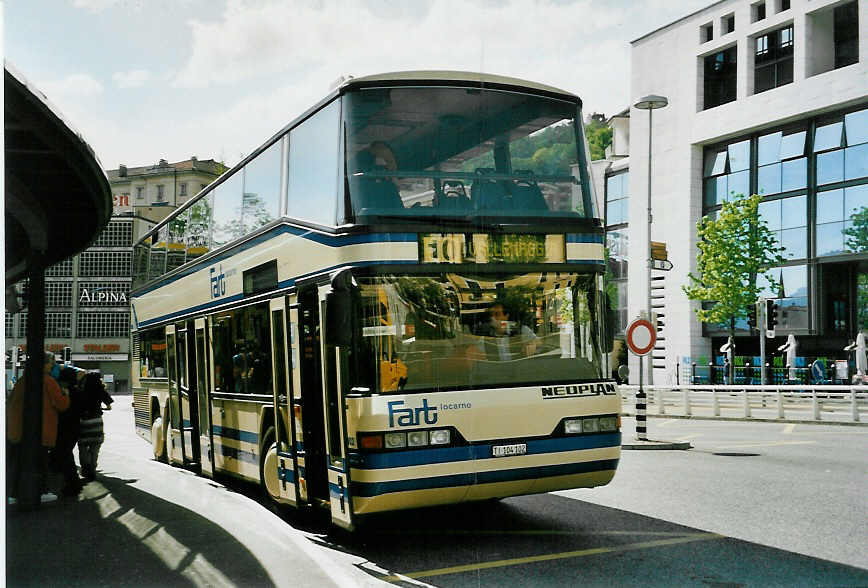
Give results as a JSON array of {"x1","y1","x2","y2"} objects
[{"x1": 626, "y1": 318, "x2": 656, "y2": 356}]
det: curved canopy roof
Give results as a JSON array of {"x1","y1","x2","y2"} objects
[{"x1": 5, "y1": 62, "x2": 112, "y2": 285}]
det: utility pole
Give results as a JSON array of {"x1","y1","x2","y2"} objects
[{"x1": 758, "y1": 299, "x2": 767, "y2": 385}]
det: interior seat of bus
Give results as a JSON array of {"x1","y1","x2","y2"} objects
[
  {"x1": 471, "y1": 168, "x2": 549, "y2": 211},
  {"x1": 434, "y1": 180, "x2": 472, "y2": 210},
  {"x1": 471, "y1": 168, "x2": 509, "y2": 210},
  {"x1": 352, "y1": 150, "x2": 404, "y2": 211}
]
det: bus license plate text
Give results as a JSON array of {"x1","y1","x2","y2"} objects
[{"x1": 492, "y1": 443, "x2": 527, "y2": 457}]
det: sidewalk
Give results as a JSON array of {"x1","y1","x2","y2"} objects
[{"x1": 5, "y1": 400, "x2": 388, "y2": 588}]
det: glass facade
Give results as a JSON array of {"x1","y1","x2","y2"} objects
[
  {"x1": 702, "y1": 102, "x2": 868, "y2": 335},
  {"x1": 605, "y1": 172, "x2": 629, "y2": 226}
]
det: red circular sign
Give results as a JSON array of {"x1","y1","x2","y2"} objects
[{"x1": 626, "y1": 318, "x2": 656, "y2": 356}]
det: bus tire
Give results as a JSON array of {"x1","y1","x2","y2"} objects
[
  {"x1": 260, "y1": 427, "x2": 281, "y2": 506},
  {"x1": 152, "y1": 415, "x2": 167, "y2": 462}
]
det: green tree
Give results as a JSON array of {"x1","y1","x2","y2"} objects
[
  {"x1": 683, "y1": 193, "x2": 784, "y2": 342},
  {"x1": 584, "y1": 116, "x2": 612, "y2": 161}
]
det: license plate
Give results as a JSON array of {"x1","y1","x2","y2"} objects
[{"x1": 492, "y1": 443, "x2": 527, "y2": 457}]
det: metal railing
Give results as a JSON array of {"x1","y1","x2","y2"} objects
[
  {"x1": 684, "y1": 363, "x2": 858, "y2": 386},
  {"x1": 620, "y1": 384, "x2": 868, "y2": 423}
]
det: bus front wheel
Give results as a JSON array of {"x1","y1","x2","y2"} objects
[
  {"x1": 260, "y1": 427, "x2": 281, "y2": 506},
  {"x1": 152, "y1": 416, "x2": 167, "y2": 462}
]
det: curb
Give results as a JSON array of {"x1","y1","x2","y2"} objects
[
  {"x1": 622, "y1": 439, "x2": 692, "y2": 450},
  {"x1": 621, "y1": 412, "x2": 866, "y2": 427}
]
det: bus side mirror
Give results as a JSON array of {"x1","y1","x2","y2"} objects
[{"x1": 325, "y1": 269, "x2": 353, "y2": 347}]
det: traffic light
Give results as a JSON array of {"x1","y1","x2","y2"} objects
[
  {"x1": 747, "y1": 305, "x2": 757, "y2": 330},
  {"x1": 63, "y1": 346, "x2": 72, "y2": 362},
  {"x1": 766, "y1": 299, "x2": 779, "y2": 331}
]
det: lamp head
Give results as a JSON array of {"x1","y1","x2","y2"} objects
[{"x1": 634, "y1": 94, "x2": 669, "y2": 110}]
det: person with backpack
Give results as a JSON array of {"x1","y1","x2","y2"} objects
[{"x1": 77, "y1": 372, "x2": 113, "y2": 482}]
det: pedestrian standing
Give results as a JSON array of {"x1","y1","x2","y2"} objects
[
  {"x1": 6, "y1": 351, "x2": 70, "y2": 505},
  {"x1": 51, "y1": 366, "x2": 86, "y2": 497},
  {"x1": 77, "y1": 372, "x2": 113, "y2": 481}
]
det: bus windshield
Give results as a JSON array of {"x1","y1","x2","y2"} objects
[
  {"x1": 343, "y1": 86, "x2": 596, "y2": 221},
  {"x1": 350, "y1": 272, "x2": 606, "y2": 394}
]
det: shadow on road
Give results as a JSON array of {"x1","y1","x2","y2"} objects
[
  {"x1": 6, "y1": 472, "x2": 274, "y2": 588},
  {"x1": 324, "y1": 494, "x2": 868, "y2": 587}
]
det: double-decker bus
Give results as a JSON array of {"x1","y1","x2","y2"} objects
[{"x1": 130, "y1": 71, "x2": 620, "y2": 530}]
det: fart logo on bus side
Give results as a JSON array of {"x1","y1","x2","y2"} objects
[
  {"x1": 209, "y1": 265, "x2": 227, "y2": 299},
  {"x1": 541, "y1": 383, "x2": 617, "y2": 399}
]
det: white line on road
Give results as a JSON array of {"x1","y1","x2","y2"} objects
[{"x1": 782, "y1": 424, "x2": 795, "y2": 434}]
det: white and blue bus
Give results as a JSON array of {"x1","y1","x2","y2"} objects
[{"x1": 130, "y1": 71, "x2": 620, "y2": 530}]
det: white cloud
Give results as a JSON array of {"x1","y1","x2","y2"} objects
[
  {"x1": 40, "y1": 73, "x2": 104, "y2": 100},
  {"x1": 113, "y1": 69, "x2": 152, "y2": 88}
]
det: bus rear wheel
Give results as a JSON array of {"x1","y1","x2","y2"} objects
[
  {"x1": 152, "y1": 416, "x2": 167, "y2": 462},
  {"x1": 260, "y1": 427, "x2": 281, "y2": 506}
]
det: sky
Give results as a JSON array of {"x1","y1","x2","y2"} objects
[{"x1": 5, "y1": 0, "x2": 709, "y2": 170}]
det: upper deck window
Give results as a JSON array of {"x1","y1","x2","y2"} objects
[{"x1": 342, "y1": 86, "x2": 595, "y2": 222}]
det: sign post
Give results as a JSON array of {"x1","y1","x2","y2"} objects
[{"x1": 626, "y1": 317, "x2": 657, "y2": 441}]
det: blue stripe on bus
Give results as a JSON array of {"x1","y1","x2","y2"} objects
[
  {"x1": 565, "y1": 259, "x2": 605, "y2": 265},
  {"x1": 348, "y1": 432, "x2": 620, "y2": 470},
  {"x1": 133, "y1": 224, "x2": 416, "y2": 298},
  {"x1": 212, "y1": 425, "x2": 259, "y2": 445},
  {"x1": 136, "y1": 258, "x2": 415, "y2": 328},
  {"x1": 279, "y1": 465, "x2": 296, "y2": 483},
  {"x1": 566, "y1": 233, "x2": 605, "y2": 244},
  {"x1": 350, "y1": 458, "x2": 619, "y2": 497},
  {"x1": 215, "y1": 442, "x2": 258, "y2": 465}
]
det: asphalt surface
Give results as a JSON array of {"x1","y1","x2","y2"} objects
[{"x1": 6, "y1": 400, "x2": 867, "y2": 587}]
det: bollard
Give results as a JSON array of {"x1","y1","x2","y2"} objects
[
  {"x1": 682, "y1": 387, "x2": 691, "y2": 415},
  {"x1": 776, "y1": 388, "x2": 784, "y2": 419},
  {"x1": 709, "y1": 362, "x2": 714, "y2": 385},
  {"x1": 657, "y1": 386, "x2": 665, "y2": 415},
  {"x1": 852, "y1": 388, "x2": 860, "y2": 422},
  {"x1": 812, "y1": 389, "x2": 820, "y2": 420},
  {"x1": 743, "y1": 387, "x2": 751, "y2": 418},
  {"x1": 711, "y1": 387, "x2": 719, "y2": 416},
  {"x1": 691, "y1": 362, "x2": 696, "y2": 384}
]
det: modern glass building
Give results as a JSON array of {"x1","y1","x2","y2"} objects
[{"x1": 600, "y1": 0, "x2": 866, "y2": 384}]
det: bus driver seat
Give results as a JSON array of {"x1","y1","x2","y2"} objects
[{"x1": 352, "y1": 147, "x2": 404, "y2": 213}]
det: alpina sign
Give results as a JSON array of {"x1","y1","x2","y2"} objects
[{"x1": 79, "y1": 288, "x2": 128, "y2": 304}]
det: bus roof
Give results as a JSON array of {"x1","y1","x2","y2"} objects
[{"x1": 341, "y1": 70, "x2": 580, "y2": 104}]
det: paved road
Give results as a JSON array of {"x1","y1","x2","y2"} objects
[{"x1": 10, "y1": 398, "x2": 865, "y2": 587}]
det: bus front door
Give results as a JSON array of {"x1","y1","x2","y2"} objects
[
  {"x1": 318, "y1": 283, "x2": 355, "y2": 530},
  {"x1": 175, "y1": 321, "x2": 200, "y2": 465},
  {"x1": 264, "y1": 296, "x2": 298, "y2": 505},
  {"x1": 297, "y1": 287, "x2": 329, "y2": 508},
  {"x1": 165, "y1": 324, "x2": 181, "y2": 464},
  {"x1": 195, "y1": 318, "x2": 214, "y2": 477}
]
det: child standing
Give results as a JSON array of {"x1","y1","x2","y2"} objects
[{"x1": 77, "y1": 372, "x2": 113, "y2": 481}]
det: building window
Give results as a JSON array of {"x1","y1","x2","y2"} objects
[
  {"x1": 777, "y1": 0, "x2": 790, "y2": 12},
  {"x1": 135, "y1": 186, "x2": 145, "y2": 201},
  {"x1": 76, "y1": 311, "x2": 130, "y2": 338},
  {"x1": 46, "y1": 282, "x2": 73, "y2": 308},
  {"x1": 703, "y1": 46, "x2": 737, "y2": 110},
  {"x1": 722, "y1": 14, "x2": 735, "y2": 34},
  {"x1": 6, "y1": 312, "x2": 14, "y2": 335},
  {"x1": 156, "y1": 184, "x2": 165, "y2": 202},
  {"x1": 180, "y1": 182, "x2": 187, "y2": 197},
  {"x1": 703, "y1": 139, "x2": 750, "y2": 206},
  {"x1": 757, "y1": 129, "x2": 807, "y2": 196},
  {"x1": 78, "y1": 251, "x2": 132, "y2": 277},
  {"x1": 45, "y1": 258, "x2": 74, "y2": 277},
  {"x1": 755, "y1": 26, "x2": 793, "y2": 94},
  {"x1": 91, "y1": 220, "x2": 133, "y2": 248},
  {"x1": 17, "y1": 312, "x2": 27, "y2": 338},
  {"x1": 45, "y1": 313, "x2": 72, "y2": 338},
  {"x1": 701, "y1": 22, "x2": 713, "y2": 43},
  {"x1": 753, "y1": 1, "x2": 766, "y2": 22},
  {"x1": 605, "y1": 172, "x2": 629, "y2": 226},
  {"x1": 834, "y1": 1, "x2": 859, "y2": 69},
  {"x1": 606, "y1": 229, "x2": 629, "y2": 334}
]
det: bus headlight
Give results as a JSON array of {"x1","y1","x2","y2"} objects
[
  {"x1": 384, "y1": 432, "x2": 407, "y2": 448},
  {"x1": 599, "y1": 416, "x2": 618, "y2": 432},
  {"x1": 407, "y1": 431, "x2": 428, "y2": 447},
  {"x1": 429, "y1": 429, "x2": 451, "y2": 445},
  {"x1": 564, "y1": 419, "x2": 583, "y2": 434},
  {"x1": 581, "y1": 418, "x2": 600, "y2": 433}
]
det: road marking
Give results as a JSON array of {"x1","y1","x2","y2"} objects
[
  {"x1": 372, "y1": 529, "x2": 700, "y2": 537},
  {"x1": 382, "y1": 533, "x2": 723, "y2": 582},
  {"x1": 716, "y1": 440, "x2": 815, "y2": 449},
  {"x1": 782, "y1": 423, "x2": 795, "y2": 434},
  {"x1": 657, "y1": 419, "x2": 678, "y2": 428},
  {"x1": 675, "y1": 434, "x2": 701, "y2": 442}
]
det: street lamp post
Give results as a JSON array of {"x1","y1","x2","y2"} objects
[{"x1": 633, "y1": 94, "x2": 668, "y2": 386}]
